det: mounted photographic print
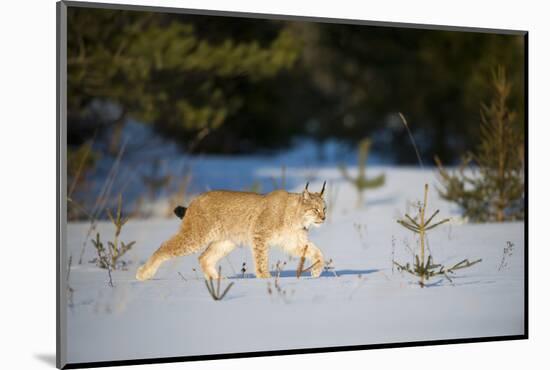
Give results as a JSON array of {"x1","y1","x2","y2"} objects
[{"x1": 56, "y1": 1, "x2": 528, "y2": 368}]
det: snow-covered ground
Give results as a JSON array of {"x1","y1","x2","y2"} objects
[{"x1": 66, "y1": 165, "x2": 524, "y2": 364}]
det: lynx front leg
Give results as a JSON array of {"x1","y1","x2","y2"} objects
[
  {"x1": 301, "y1": 242, "x2": 325, "y2": 278},
  {"x1": 252, "y1": 238, "x2": 270, "y2": 278},
  {"x1": 199, "y1": 240, "x2": 236, "y2": 279}
]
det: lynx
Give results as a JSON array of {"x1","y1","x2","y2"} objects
[{"x1": 136, "y1": 182, "x2": 327, "y2": 280}]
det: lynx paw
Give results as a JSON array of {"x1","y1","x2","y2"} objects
[
  {"x1": 136, "y1": 265, "x2": 153, "y2": 281},
  {"x1": 203, "y1": 271, "x2": 221, "y2": 280},
  {"x1": 311, "y1": 259, "x2": 324, "y2": 278},
  {"x1": 311, "y1": 268, "x2": 323, "y2": 278}
]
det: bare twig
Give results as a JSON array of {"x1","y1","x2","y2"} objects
[
  {"x1": 68, "y1": 135, "x2": 96, "y2": 199},
  {"x1": 296, "y1": 245, "x2": 308, "y2": 278},
  {"x1": 497, "y1": 241, "x2": 514, "y2": 271},
  {"x1": 204, "y1": 266, "x2": 234, "y2": 301},
  {"x1": 398, "y1": 112, "x2": 424, "y2": 169},
  {"x1": 78, "y1": 140, "x2": 128, "y2": 264},
  {"x1": 296, "y1": 245, "x2": 320, "y2": 278}
]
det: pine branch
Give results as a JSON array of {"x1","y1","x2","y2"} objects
[
  {"x1": 405, "y1": 214, "x2": 421, "y2": 228},
  {"x1": 397, "y1": 220, "x2": 420, "y2": 233},
  {"x1": 424, "y1": 209, "x2": 440, "y2": 227},
  {"x1": 424, "y1": 218, "x2": 451, "y2": 231}
]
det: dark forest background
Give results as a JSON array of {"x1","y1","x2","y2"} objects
[{"x1": 67, "y1": 7, "x2": 525, "y2": 167}]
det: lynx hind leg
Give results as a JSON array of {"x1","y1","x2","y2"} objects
[
  {"x1": 136, "y1": 246, "x2": 171, "y2": 281},
  {"x1": 199, "y1": 240, "x2": 236, "y2": 279},
  {"x1": 252, "y1": 238, "x2": 270, "y2": 279},
  {"x1": 136, "y1": 233, "x2": 201, "y2": 281}
]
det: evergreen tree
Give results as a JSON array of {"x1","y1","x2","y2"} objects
[
  {"x1": 67, "y1": 8, "x2": 301, "y2": 150},
  {"x1": 435, "y1": 67, "x2": 524, "y2": 222},
  {"x1": 299, "y1": 25, "x2": 525, "y2": 163}
]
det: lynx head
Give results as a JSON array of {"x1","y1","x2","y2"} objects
[{"x1": 301, "y1": 181, "x2": 327, "y2": 229}]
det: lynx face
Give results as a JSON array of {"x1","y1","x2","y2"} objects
[{"x1": 301, "y1": 191, "x2": 327, "y2": 229}]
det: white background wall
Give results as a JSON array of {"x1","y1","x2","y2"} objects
[{"x1": 0, "y1": 0, "x2": 546, "y2": 368}]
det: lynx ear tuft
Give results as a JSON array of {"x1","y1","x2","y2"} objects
[
  {"x1": 320, "y1": 181, "x2": 326, "y2": 196},
  {"x1": 303, "y1": 182, "x2": 311, "y2": 199}
]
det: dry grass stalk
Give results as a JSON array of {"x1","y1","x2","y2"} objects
[
  {"x1": 204, "y1": 266, "x2": 234, "y2": 301},
  {"x1": 270, "y1": 165, "x2": 287, "y2": 190},
  {"x1": 267, "y1": 261, "x2": 293, "y2": 303},
  {"x1": 398, "y1": 112, "x2": 424, "y2": 169},
  {"x1": 497, "y1": 241, "x2": 514, "y2": 271},
  {"x1": 78, "y1": 140, "x2": 128, "y2": 264},
  {"x1": 296, "y1": 245, "x2": 320, "y2": 278},
  {"x1": 68, "y1": 137, "x2": 96, "y2": 199},
  {"x1": 323, "y1": 258, "x2": 338, "y2": 277},
  {"x1": 325, "y1": 181, "x2": 339, "y2": 222},
  {"x1": 67, "y1": 255, "x2": 75, "y2": 307},
  {"x1": 177, "y1": 272, "x2": 187, "y2": 281}
]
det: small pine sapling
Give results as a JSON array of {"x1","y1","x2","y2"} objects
[
  {"x1": 91, "y1": 233, "x2": 114, "y2": 287},
  {"x1": 339, "y1": 138, "x2": 385, "y2": 207},
  {"x1": 91, "y1": 232, "x2": 109, "y2": 269},
  {"x1": 393, "y1": 184, "x2": 481, "y2": 287},
  {"x1": 204, "y1": 266, "x2": 234, "y2": 301},
  {"x1": 435, "y1": 67, "x2": 524, "y2": 222},
  {"x1": 106, "y1": 195, "x2": 135, "y2": 269},
  {"x1": 91, "y1": 194, "x2": 135, "y2": 271}
]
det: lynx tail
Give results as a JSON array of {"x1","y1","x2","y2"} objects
[{"x1": 174, "y1": 206, "x2": 187, "y2": 219}]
